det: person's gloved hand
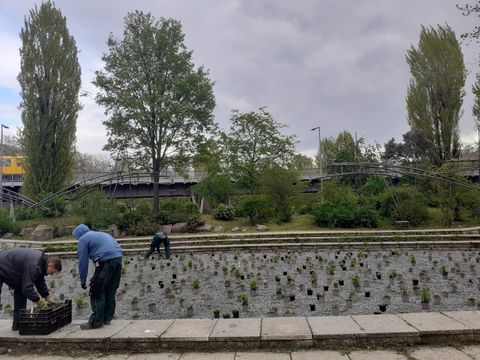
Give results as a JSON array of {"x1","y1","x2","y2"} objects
[
  {"x1": 36, "y1": 298, "x2": 47, "y2": 310},
  {"x1": 81, "y1": 282, "x2": 87, "y2": 289},
  {"x1": 46, "y1": 294, "x2": 54, "y2": 303}
]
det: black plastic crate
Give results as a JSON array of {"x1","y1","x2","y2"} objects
[{"x1": 19, "y1": 299, "x2": 72, "y2": 335}]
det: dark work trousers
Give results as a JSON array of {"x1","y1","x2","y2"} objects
[
  {"x1": 144, "y1": 238, "x2": 171, "y2": 259},
  {"x1": 88, "y1": 257, "x2": 122, "y2": 328},
  {"x1": 13, "y1": 289, "x2": 27, "y2": 329}
]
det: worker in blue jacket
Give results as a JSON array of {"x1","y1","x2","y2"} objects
[{"x1": 72, "y1": 224, "x2": 123, "y2": 330}]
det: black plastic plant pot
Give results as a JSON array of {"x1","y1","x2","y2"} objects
[
  {"x1": 359, "y1": 263, "x2": 364, "y2": 267},
  {"x1": 289, "y1": 295, "x2": 295, "y2": 301},
  {"x1": 232, "y1": 310, "x2": 240, "y2": 318},
  {"x1": 307, "y1": 289, "x2": 313, "y2": 296},
  {"x1": 310, "y1": 304, "x2": 316, "y2": 311},
  {"x1": 160, "y1": 284, "x2": 164, "y2": 289},
  {"x1": 167, "y1": 262, "x2": 170, "y2": 267},
  {"x1": 338, "y1": 280, "x2": 344, "y2": 286},
  {"x1": 213, "y1": 310, "x2": 220, "y2": 319},
  {"x1": 283, "y1": 271, "x2": 288, "y2": 276},
  {"x1": 151, "y1": 266, "x2": 156, "y2": 270},
  {"x1": 324, "y1": 285, "x2": 329, "y2": 291},
  {"x1": 412, "y1": 279, "x2": 419, "y2": 286},
  {"x1": 379, "y1": 304, "x2": 387, "y2": 312},
  {"x1": 376, "y1": 273, "x2": 381, "y2": 280},
  {"x1": 303, "y1": 265, "x2": 307, "y2": 270},
  {"x1": 240, "y1": 275, "x2": 245, "y2": 280},
  {"x1": 171, "y1": 280, "x2": 175, "y2": 285},
  {"x1": 365, "y1": 291, "x2": 371, "y2": 298},
  {"x1": 158, "y1": 280, "x2": 163, "y2": 285},
  {"x1": 342, "y1": 267, "x2": 347, "y2": 271},
  {"x1": 264, "y1": 255, "x2": 267, "y2": 259},
  {"x1": 172, "y1": 274, "x2": 177, "y2": 279}
]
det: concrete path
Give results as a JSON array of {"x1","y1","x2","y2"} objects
[
  {"x1": 1, "y1": 311, "x2": 480, "y2": 352},
  {"x1": 1, "y1": 346, "x2": 480, "y2": 359}
]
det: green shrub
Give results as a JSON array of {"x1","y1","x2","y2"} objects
[
  {"x1": 239, "y1": 195, "x2": 272, "y2": 225},
  {"x1": 156, "y1": 200, "x2": 199, "y2": 224},
  {"x1": 313, "y1": 203, "x2": 357, "y2": 228},
  {"x1": 15, "y1": 206, "x2": 42, "y2": 221},
  {"x1": 185, "y1": 213, "x2": 204, "y2": 232},
  {"x1": 212, "y1": 204, "x2": 235, "y2": 221},
  {"x1": 380, "y1": 186, "x2": 428, "y2": 226},
  {"x1": 0, "y1": 209, "x2": 15, "y2": 235}
]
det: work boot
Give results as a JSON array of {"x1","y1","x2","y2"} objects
[
  {"x1": 0, "y1": 346, "x2": 7, "y2": 354},
  {"x1": 104, "y1": 321, "x2": 111, "y2": 325},
  {"x1": 80, "y1": 322, "x2": 102, "y2": 330},
  {"x1": 11, "y1": 324, "x2": 18, "y2": 331}
]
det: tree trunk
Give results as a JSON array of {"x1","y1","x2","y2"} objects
[{"x1": 153, "y1": 159, "x2": 160, "y2": 214}]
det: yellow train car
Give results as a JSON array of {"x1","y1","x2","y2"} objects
[{"x1": 0, "y1": 156, "x2": 25, "y2": 175}]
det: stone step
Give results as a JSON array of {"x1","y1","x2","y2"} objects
[{"x1": 0, "y1": 311, "x2": 479, "y2": 352}]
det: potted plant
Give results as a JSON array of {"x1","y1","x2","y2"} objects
[
  {"x1": 401, "y1": 288, "x2": 409, "y2": 302},
  {"x1": 421, "y1": 287, "x2": 430, "y2": 310},
  {"x1": 213, "y1": 309, "x2": 220, "y2": 318},
  {"x1": 232, "y1": 309, "x2": 240, "y2": 318},
  {"x1": 433, "y1": 294, "x2": 441, "y2": 305}
]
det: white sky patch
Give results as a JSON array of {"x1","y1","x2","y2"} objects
[{"x1": 0, "y1": 31, "x2": 20, "y2": 90}]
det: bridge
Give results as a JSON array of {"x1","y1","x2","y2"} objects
[{"x1": 2, "y1": 162, "x2": 480, "y2": 208}]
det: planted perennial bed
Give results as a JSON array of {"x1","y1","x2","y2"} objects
[{"x1": 1, "y1": 248, "x2": 480, "y2": 320}]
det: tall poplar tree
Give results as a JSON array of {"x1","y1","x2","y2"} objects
[
  {"x1": 94, "y1": 11, "x2": 215, "y2": 213},
  {"x1": 18, "y1": 2, "x2": 81, "y2": 198},
  {"x1": 406, "y1": 25, "x2": 466, "y2": 165}
]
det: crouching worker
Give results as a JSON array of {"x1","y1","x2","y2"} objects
[
  {"x1": 144, "y1": 231, "x2": 171, "y2": 260},
  {"x1": 72, "y1": 224, "x2": 123, "y2": 330},
  {"x1": 0, "y1": 248, "x2": 61, "y2": 331}
]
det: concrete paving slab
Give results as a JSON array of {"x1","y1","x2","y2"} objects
[
  {"x1": 87, "y1": 356, "x2": 129, "y2": 360},
  {"x1": 112, "y1": 320, "x2": 174, "y2": 340},
  {"x1": 235, "y1": 352, "x2": 290, "y2": 360},
  {"x1": 127, "y1": 354, "x2": 181, "y2": 360},
  {"x1": 399, "y1": 313, "x2": 470, "y2": 334},
  {"x1": 307, "y1": 315, "x2": 365, "y2": 339},
  {"x1": 209, "y1": 318, "x2": 260, "y2": 341},
  {"x1": 460, "y1": 345, "x2": 480, "y2": 358},
  {"x1": 291, "y1": 350, "x2": 349, "y2": 359},
  {"x1": 409, "y1": 347, "x2": 471, "y2": 360},
  {"x1": 442, "y1": 311, "x2": 480, "y2": 331},
  {"x1": 261, "y1": 317, "x2": 312, "y2": 340},
  {"x1": 349, "y1": 350, "x2": 408, "y2": 360},
  {"x1": 352, "y1": 315, "x2": 418, "y2": 338},
  {"x1": 179, "y1": 353, "x2": 235, "y2": 360},
  {"x1": 64, "y1": 320, "x2": 131, "y2": 341},
  {"x1": 161, "y1": 319, "x2": 218, "y2": 342}
]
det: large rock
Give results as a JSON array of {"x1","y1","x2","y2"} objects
[
  {"x1": 108, "y1": 225, "x2": 121, "y2": 238},
  {"x1": 171, "y1": 222, "x2": 187, "y2": 233},
  {"x1": 231, "y1": 226, "x2": 241, "y2": 232},
  {"x1": 256, "y1": 224, "x2": 269, "y2": 232},
  {"x1": 32, "y1": 225, "x2": 54, "y2": 241},
  {"x1": 19, "y1": 227, "x2": 34, "y2": 236},
  {"x1": 196, "y1": 224, "x2": 213, "y2": 232},
  {"x1": 213, "y1": 226, "x2": 224, "y2": 232}
]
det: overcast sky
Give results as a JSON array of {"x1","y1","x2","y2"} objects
[{"x1": 0, "y1": 1, "x2": 478, "y2": 158}]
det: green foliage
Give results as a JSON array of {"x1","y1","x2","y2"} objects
[
  {"x1": 239, "y1": 293, "x2": 249, "y2": 305},
  {"x1": 212, "y1": 204, "x2": 236, "y2": 221},
  {"x1": 19, "y1": 2, "x2": 81, "y2": 198},
  {"x1": 319, "y1": 180, "x2": 358, "y2": 208},
  {"x1": 94, "y1": 11, "x2": 216, "y2": 213},
  {"x1": 185, "y1": 213, "x2": 205, "y2": 232},
  {"x1": 406, "y1": 25, "x2": 466, "y2": 165},
  {"x1": 421, "y1": 287, "x2": 431, "y2": 302},
  {"x1": 261, "y1": 165, "x2": 298, "y2": 223},
  {"x1": 156, "y1": 200, "x2": 199, "y2": 225},
  {"x1": 223, "y1": 107, "x2": 297, "y2": 194},
  {"x1": 193, "y1": 173, "x2": 234, "y2": 210},
  {"x1": 71, "y1": 191, "x2": 119, "y2": 229},
  {"x1": 379, "y1": 186, "x2": 429, "y2": 226},
  {"x1": 313, "y1": 203, "x2": 357, "y2": 228},
  {"x1": 0, "y1": 209, "x2": 15, "y2": 235},
  {"x1": 238, "y1": 195, "x2": 273, "y2": 225},
  {"x1": 15, "y1": 206, "x2": 42, "y2": 221}
]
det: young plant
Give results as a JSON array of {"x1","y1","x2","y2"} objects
[
  {"x1": 249, "y1": 280, "x2": 257, "y2": 291},
  {"x1": 192, "y1": 278, "x2": 200, "y2": 289},
  {"x1": 239, "y1": 293, "x2": 249, "y2": 305},
  {"x1": 440, "y1": 265, "x2": 449, "y2": 276},
  {"x1": 421, "y1": 287, "x2": 430, "y2": 303},
  {"x1": 351, "y1": 273, "x2": 361, "y2": 287}
]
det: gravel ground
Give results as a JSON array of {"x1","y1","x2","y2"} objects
[{"x1": 0, "y1": 248, "x2": 478, "y2": 320}]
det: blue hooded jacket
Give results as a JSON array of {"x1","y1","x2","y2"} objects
[{"x1": 72, "y1": 224, "x2": 123, "y2": 284}]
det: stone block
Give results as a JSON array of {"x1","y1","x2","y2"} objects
[
  {"x1": 443, "y1": 311, "x2": 480, "y2": 334},
  {"x1": 180, "y1": 353, "x2": 235, "y2": 360},
  {"x1": 307, "y1": 315, "x2": 365, "y2": 345},
  {"x1": 112, "y1": 320, "x2": 174, "y2": 342},
  {"x1": 32, "y1": 225, "x2": 54, "y2": 241},
  {"x1": 461, "y1": 345, "x2": 480, "y2": 358},
  {"x1": 196, "y1": 224, "x2": 213, "y2": 232},
  {"x1": 349, "y1": 350, "x2": 408, "y2": 360},
  {"x1": 209, "y1": 318, "x2": 260, "y2": 342},
  {"x1": 171, "y1": 223, "x2": 186, "y2": 233},
  {"x1": 161, "y1": 319, "x2": 217, "y2": 342},
  {"x1": 409, "y1": 347, "x2": 472, "y2": 360},
  {"x1": 128, "y1": 355, "x2": 181, "y2": 360},
  {"x1": 291, "y1": 350, "x2": 350, "y2": 359},
  {"x1": 351, "y1": 314, "x2": 419, "y2": 345},
  {"x1": 261, "y1": 317, "x2": 312, "y2": 341},
  {"x1": 399, "y1": 312, "x2": 473, "y2": 343},
  {"x1": 161, "y1": 224, "x2": 173, "y2": 234},
  {"x1": 63, "y1": 320, "x2": 131, "y2": 342},
  {"x1": 236, "y1": 352, "x2": 290, "y2": 360}
]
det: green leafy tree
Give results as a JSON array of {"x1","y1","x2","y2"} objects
[
  {"x1": 457, "y1": 1, "x2": 480, "y2": 42},
  {"x1": 18, "y1": 2, "x2": 81, "y2": 197},
  {"x1": 93, "y1": 11, "x2": 216, "y2": 213},
  {"x1": 406, "y1": 25, "x2": 466, "y2": 165},
  {"x1": 473, "y1": 73, "x2": 480, "y2": 133},
  {"x1": 223, "y1": 108, "x2": 297, "y2": 194},
  {"x1": 290, "y1": 154, "x2": 313, "y2": 171},
  {"x1": 261, "y1": 165, "x2": 298, "y2": 223}
]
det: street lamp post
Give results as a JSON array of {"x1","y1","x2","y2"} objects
[
  {"x1": 311, "y1": 126, "x2": 323, "y2": 203},
  {"x1": 0, "y1": 124, "x2": 9, "y2": 207}
]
